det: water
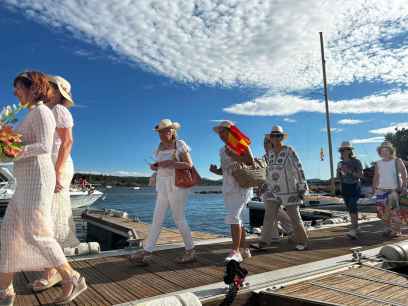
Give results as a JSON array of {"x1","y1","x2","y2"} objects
[{"x1": 75, "y1": 186, "x2": 250, "y2": 237}]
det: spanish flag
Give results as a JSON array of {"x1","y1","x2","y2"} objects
[{"x1": 227, "y1": 125, "x2": 251, "y2": 156}]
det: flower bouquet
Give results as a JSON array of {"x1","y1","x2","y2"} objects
[{"x1": 0, "y1": 104, "x2": 24, "y2": 162}]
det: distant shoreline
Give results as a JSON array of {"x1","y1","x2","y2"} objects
[{"x1": 73, "y1": 172, "x2": 222, "y2": 187}]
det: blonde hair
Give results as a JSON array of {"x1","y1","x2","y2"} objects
[{"x1": 377, "y1": 144, "x2": 396, "y2": 158}]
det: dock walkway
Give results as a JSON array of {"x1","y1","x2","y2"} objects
[{"x1": 12, "y1": 221, "x2": 408, "y2": 306}]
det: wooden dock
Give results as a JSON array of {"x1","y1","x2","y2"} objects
[
  {"x1": 82, "y1": 210, "x2": 222, "y2": 250},
  {"x1": 11, "y1": 220, "x2": 408, "y2": 306},
  {"x1": 263, "y1": 265, "x2": 408, "y2": 305}
]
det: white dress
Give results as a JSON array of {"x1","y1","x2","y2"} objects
[
  {"x1": 51, "y1": 104, "x2": 79, "y2": 248},
  {"x1": 220, "y1": 147, "x2": 253, "y2": 225},
  {"x1": 0, "y1": 102, "x2": 67, "y2": 272}
]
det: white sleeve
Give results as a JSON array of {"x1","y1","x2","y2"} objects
[
  {"x1": 17, "y1": 107, "x2": 56, "y2": 160},
  {"x1": 53, "y1": 105, "x2": 74, "y2": 129},
  {"x1": 176, "y1": 140, "x2": 191, "y2": 154}
]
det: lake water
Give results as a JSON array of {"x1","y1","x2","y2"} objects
[{"x1": 76, "y1": 186, "x2": 249, "y2": 237}]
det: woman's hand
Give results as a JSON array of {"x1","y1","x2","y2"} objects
[
  {"x1": 158, "y1": 160, "x2": 176, "y2": 168},
  {"x1": 150, "y1": 163, "x2": 158, "y2": 171},
  {"x1": 55, "y1": 173, "x2": 63, "y2": 193}
]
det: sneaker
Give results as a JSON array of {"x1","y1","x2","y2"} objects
[
  {"x1": 249, "y1": 241, "x2": 269, "y2": 250},
  {"x1": 295, "y1": 244, "x2": 308, "y2": 251},
  {"x1": 346, "y1": 229, "x2": 358, "y2": 240},
  {"x1": 128, "y1": 251, "x2": 152, "y2": 266},
  {"x1": 240, "y1": 248, "x2": 252, "y2": 259},
  {"x1": 225, "y1": 250, "x2": 243, "y2": 262}
]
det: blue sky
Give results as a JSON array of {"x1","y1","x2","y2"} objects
[{"x1": 1, "y1": 2, "x2": 408, "y2": 179}]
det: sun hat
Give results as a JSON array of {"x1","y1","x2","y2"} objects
[
  {"x1": 48, "y1": 75, "x2": 74, "y2": 107},
  {"x1": 377, "y1": 141, "x2": 395, "y2": 155},
  {"x1": 269, "y1": 125, "x2": 288, "y2": 140},
  {"x1": 154, "y1": 119, "x2": 181, "y2": 131},
  {"x1": 339, "y1": 141, "x2": 354, "y2": 151},
  {"x1": 213, "y1": 120, "x2": 234, "y2": 133}
]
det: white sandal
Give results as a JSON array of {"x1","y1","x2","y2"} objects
[
  {"x1": 32, "y1": 270, "x2": 62, "y2": 292},
  {"x1": 0, "y1": 285, "x2": 15, "y2": 306},
  {"x1": 54, "y1": 271, "x2": 87, "y2": 305}
]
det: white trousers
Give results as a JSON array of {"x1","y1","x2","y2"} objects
[{"x1": 144, "y1": 183, "x2": 194, "y2": 252}]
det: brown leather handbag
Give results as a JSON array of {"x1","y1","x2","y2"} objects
[{"x1": 175, "y1": 166, "x2": 201, "y2": 188}]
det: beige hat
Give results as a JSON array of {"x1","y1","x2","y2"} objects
[
  {"x1": 377, "y1": 141, "x2": 395, "y2": 155},
  {"x1": 269, "y1": 125, "x2": 288, "y2": 140},
  {"x1": 48, "y1": 75, "x2": 74, "y2": 107},
  {"x1": 339, "y1": 141, "x2": 354, "y2": 151},
  {"x1": 154, "y1": 119, "x2": 181, "y2": 131},
  {"x1": 213, "y1": 120, "x2": 234, "y2": 133}
]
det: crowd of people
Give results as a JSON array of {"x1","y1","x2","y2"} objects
[{"x1": 0, "y1": 70, "x2": 406, "y2": 305}]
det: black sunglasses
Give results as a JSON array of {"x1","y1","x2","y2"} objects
[{"x1": 270, "y1": 133, "x2": 283, "y2": 138}]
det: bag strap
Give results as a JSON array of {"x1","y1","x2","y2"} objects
[{"x1": 395, "y1": 158, "x2": 401, "y2": 190}]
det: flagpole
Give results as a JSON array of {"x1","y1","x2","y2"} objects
[{"x1": 319, "y1": 32, "x2": 336, "y2": 195}]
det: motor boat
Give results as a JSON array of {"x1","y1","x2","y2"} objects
[{"x1": 0, "y1": 165, "x2": 104, "y2": 217}]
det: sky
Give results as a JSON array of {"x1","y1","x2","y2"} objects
[{"x1": 0, "y1": 1, "x2": 408, "y2": 180}]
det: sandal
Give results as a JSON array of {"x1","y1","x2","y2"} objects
[
  {"x1": 175, "y1": 249, "x2": 196, "y2": 264},
  {"x1": 32, "y1": 270, "x2": 62, "y2": 292},
  {"x1": 0, "y1": 285, "x2": 15, "y2": 306},
  {"x1": 250, "y1": 241, "x2": 269, "y2": 250},
  {"x1": 129, "y1": 251, "x2": 152, "y2": 266},
  {"x1": 54, "y1": 271, "x2": 87, "y2": 305}
]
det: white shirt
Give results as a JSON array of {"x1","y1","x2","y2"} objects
[
  {"x1": 377, "y1": 159, "x2": 400, "y2": 190},
  {"x1": 52, "y1": 104, "x2": 74, "y2": 160}
]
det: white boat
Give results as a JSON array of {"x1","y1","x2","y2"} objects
[
  {"x1": 131, "y1": 186, "x2": 141, "y2": 190},
  {"x1": 106, "y1": 185, "x2": 113, "y2": 189},
  {"x1": 0, "y1": 166, "x2": 103, "y2": 216}
]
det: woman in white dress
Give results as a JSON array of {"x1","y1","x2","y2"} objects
[
  {"x1": 0, "y1": 71, "x2": 86, "y2": 306},
  {"x1": 31, "y1": 76, "x2": 80, "y2": 292},
  {"x1": 210, "y1": 120, "x2": 253, "y2": 262},
  {"x1": 130, "y1": 119, "x2": 196, "y2": 265}
]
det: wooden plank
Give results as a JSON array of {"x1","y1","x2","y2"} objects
[{"x1": 14, "y1": 272, "x2": 40, "y2": 306}]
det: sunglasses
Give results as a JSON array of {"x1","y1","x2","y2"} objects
[{"x1": 270, "y1": 134, "x2": 283, "y2": 139}]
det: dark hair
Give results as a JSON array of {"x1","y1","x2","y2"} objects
[
  {"x1": 13, "y1": 71, "x2": 50, "y2": 103},
  {"x1": 340, "y1": 149, "x2": 355, "y2": 160}
]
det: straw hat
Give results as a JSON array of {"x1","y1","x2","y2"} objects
[
  {"x1": 213, "y1": 120, "x2": 234, "y2": 133},
  {"x1": 377, "y1": 141, "x2": 395, "y2": 155},
  {"x1": 154, "y1": 119, "x2": 181, "y2": 131},
  {"x1": 338, "y1": 141, "x2": 354, "y2": 151},
  {"x1": 269, "y1": 125, "x2": 288, "y2": 140},
  {"x1": 48, "y1": 75, "x2": 74, "y2": 107}
]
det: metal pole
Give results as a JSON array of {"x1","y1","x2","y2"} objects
[{"x1": 319, "y1": 32, "x2": 336, "y2": 194}]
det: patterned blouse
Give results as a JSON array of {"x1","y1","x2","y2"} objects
[{"x1": 265, "y1": 145, "x2": 308, "y2": 203}]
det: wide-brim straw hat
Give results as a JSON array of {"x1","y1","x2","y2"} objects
[
  {"x1": 213, "y1": 120, "x2": 234, "y2": 133},
  {"x1": 269, "y1": 125, "x2": 288, "y2": 140},
  {"x1": 48, "y1": 75, "x2": 74, "y2": 107},
  {"x1": 154, "y1": 119, "x2": 181, "y2": 131},
  {"x1": 339, "y1": 141, "x2": 354, "y2": 151},
  {"x1": 377, "y1": 141, "x2": 395, "y2": 154}
]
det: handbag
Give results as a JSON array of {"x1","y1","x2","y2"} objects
[
  {"x1": 232, "y1": 158, "x2": 267, "y2": 188},
  {"x1": 173, "y1": 141, "x2": 201, "y2": 188},
  {"x1": 175, "y1": 166, "x2": 201, "y2": 188}
]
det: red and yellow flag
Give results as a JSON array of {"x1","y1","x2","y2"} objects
[{"x1": 227, "y1": 125, "x2": 251, "y2": 156}]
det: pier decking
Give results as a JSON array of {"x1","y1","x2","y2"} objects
[{"x1": 12, "y1": 220, "x2": 408, "y2": 306}]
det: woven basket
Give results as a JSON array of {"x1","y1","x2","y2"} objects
[{"x1": 232, "y1": 159, "x2": 267, "y2": 188}]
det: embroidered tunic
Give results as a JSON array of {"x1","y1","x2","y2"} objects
[{"x1": 264, "y1": 145, "x2": 308, "y2": 206}]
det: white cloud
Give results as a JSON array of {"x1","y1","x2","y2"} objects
[
  {"x1": 350, "y1": 136, "x2": 384, "y2": 144},
  {"x1": 369, "y1": 122, "x2": 408, "y2": 135},
  {"x1": 321, "y1": 127, "x2": 343, "y2": 133},
  {"x1": 283, "y1": 118, "x2": 296, "y2": 123},
  {"x1": 224, "y1": 90, "x2": 408, "y2": 116},
  {"x1": 3, "y1": 1, "x2": 408, "y2": 90},
  {"x1": 337, "y1": 119, "x2": 366, "y2": 125}
]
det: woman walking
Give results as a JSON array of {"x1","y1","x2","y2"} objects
[
  {"x1": 210, "y1": 121, "x2": 253, "y2": 262},
  {"x1": 261, "y1": 125, "x2": 308, "y2": 251},
  {"x1": 130, "y1": 119, "x2": 195, "y2": 265},
  {"x1": 336, "y1": 141, "x2": 363, "y2": 239},
  {"x1": 31, "y1": 75, "x2": 80, "y2": 292},
  {"x1": 0, "y1": 71, "x2": 86, "y2": 306},
  {"x1": 373, "y1": 141, "x2": 407, "y2": 238},
  {"x1": 251, "y1": 134, "x2": 293, "y2": 249}
]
